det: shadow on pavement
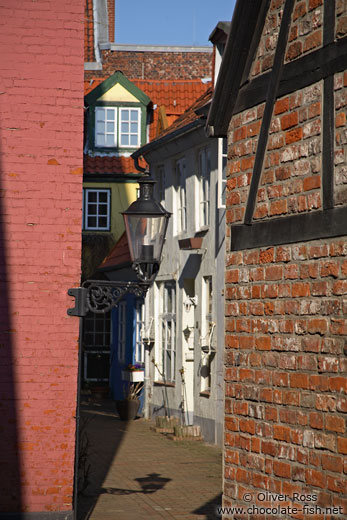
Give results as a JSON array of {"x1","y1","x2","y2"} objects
[
  {"x1": 97, "y1": 473, "x2": 171, "y2": 496},
  {"x1": 192, "y1": 492, "x2": 223, "y2": 520},
  {"x1": 77, "y1": 398, "x2": 130, "y2": 520}
]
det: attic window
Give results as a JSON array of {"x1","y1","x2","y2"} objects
[
  {"x1": 95, "y1": 106, "x2": 141, "y2": 149},
  {"x1": 120, "y1": 108, "x2": 140, "y2": 147}
]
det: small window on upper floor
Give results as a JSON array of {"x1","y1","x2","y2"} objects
[
  {"x1": 85, "y1": 71, "x2": 150, "y2": 154},
  {"x1": 174, "y1": 158, "x2": 187, "y2": 235},
  {"x1": 155, "y1": 164, "x2": 165, "y2": 204},
  {"x1": 95, "y1": 106, "x2": 141, "y2": 149},
  {"x1": 218, "y1": 138, "x2": 227, "y2": 209},
  {"x1": 197, "y1": 147, "x2": 211, "y2": 229},
  {"x1": 83, "y1": 188, "x2": 111, "y2": 231}
]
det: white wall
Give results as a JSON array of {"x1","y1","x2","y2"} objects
[{"x1": 143, "y1": 129, "x2": 225, "y2": 444}]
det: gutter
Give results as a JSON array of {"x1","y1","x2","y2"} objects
[{"x1": 99, "y1": 43, "x2": 213, "y2": 53}]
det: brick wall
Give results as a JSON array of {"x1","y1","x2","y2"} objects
[
  {"x1": 84, "y1": 49, "x2": 212, "y2": 81},
  {"x1": 0, "y1": 0, "x2": 84, "y2": 514},
  {"x1": 224, "y1": 0, "x2": 346, "y2": 516}
]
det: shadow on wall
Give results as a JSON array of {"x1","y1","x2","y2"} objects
[{"x1": 0, "y1": 130, "x2": 23, "y2": 511}]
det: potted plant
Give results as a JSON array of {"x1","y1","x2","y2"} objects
[{"x1": 115, "y1": 382, "x2": 143, "y2": 421}]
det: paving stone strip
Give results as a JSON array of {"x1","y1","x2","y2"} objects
[{"x1": 77, "y1": 401, "x2": 222, "y2": 520}]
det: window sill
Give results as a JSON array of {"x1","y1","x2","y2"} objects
[
  {"x1": 154, "y1": 380, "x2": 175, "y2": 388},
  {"x1": 83, "y1": 229, "x2": 111, "y2": 233},
  {"x1": 196, "y1": 226, "x2": 209, "y2": 234},
  {"x1": 199, "y1": 390, "x2": 211, "y2": 398}
]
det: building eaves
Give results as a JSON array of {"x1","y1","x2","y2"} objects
[
  {"x1": 132, "y1": 87, "x2": 212, "y2": 159},
  {"x1": 99, "y1": 43, "x2": 213, "y2": 53},
  {"x1": 206, "y1": 0, "x2": 270, "y2": 137},
  {"x1": 208, "y1": 21, "x2": 231, "y2": 44}
]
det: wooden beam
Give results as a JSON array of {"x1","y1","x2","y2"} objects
[
  {"x1": 322, "y1": 0, "x2": 336, "y2": 209},
  {"x1": 235, "y1": 37, "x2": 347, "y2": 114},
  {"x1": 244, "y1": 0, "x2": 295, "y2": 225},
  {"x1": 230, "y1": 207, "x2": 347, "y2": 251}
]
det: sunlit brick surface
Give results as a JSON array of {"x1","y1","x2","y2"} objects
[{"x1": 0, "y1": 0, "x2": 84, "y2": 513}]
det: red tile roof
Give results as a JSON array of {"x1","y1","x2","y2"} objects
[
  {"x1": 84, "y1": 0, "x2": 95, "y2": 62},
  {"x1": 99, "y1": 232, "x2": 131, "y2": 270},
  {"x1": 84, "y1": 155, "x2": 147, "y2": 174},
  {"x1": 149, "y1": 86, "x2": 213, "y2": 142},
  {"x1": 84, "y1": 77, "x2": 211, "y2": 173}
]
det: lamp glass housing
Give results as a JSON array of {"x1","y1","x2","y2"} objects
[
  {"x1": 124, "y1": 214, "x2": 169, "y2": 264},
  {"x1": 122, "y1": 177, "x2": 170, "y2": 281}
]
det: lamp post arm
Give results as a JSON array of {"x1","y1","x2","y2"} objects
[{"x1": 67, "y1": 280, "x2": 150, "y2": 317}]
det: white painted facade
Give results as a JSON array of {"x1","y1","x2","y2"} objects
[{"x1": 139, "y1": 126, "x2": 226, "y2": 444}]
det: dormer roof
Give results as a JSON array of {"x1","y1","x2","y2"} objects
[{"x1": 85, "y1": 71, "x2": 151, "y2": 106}]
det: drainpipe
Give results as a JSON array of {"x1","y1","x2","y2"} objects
[{"x1": 73, "y1": 318, "x2": 84, "y2": 519}]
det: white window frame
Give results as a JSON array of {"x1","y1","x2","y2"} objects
[
  {"x1": 95, "y1": 107, "x2": 117, "y2": 148},
  {"x1": 119, "y1": 107, "x2": 141, "y2": 148},
  {"x1": 218, "y1": 138, "x2": 227, "y2": 209},
  {"x1": 156, "y1": 164, "x2": 165, "y2": 203},
  {"x1": 95, "y1": 106, "x2": 141, "y2": 149},
  {"x1": 117, "y1": 301, "x2": 126, "y2": 363},
  {"x1": 84, "y1": 188, "x2": 110, "y2": 231},
  {"x1": 156, "y1": 281, "x2": 176, "y2": 382},
  {"x1": 198, "y1": 147, "x2": 211, "y2": 228},
  {"x1": 135, "y1": 302, "x2": 145, "y2": 364},
  {"x1": 174, "y1": 158, "x2": 187, "y2": 235},
  {"x1": 200, "y1": 276, "x2": 213, "y2": 393}
]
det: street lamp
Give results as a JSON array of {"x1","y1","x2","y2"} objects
[
  {"x1": 123, "y1": 177, "x2": 170, "y2": 283},
  {"x1": 67, "y1": 176, "x2": 171, "y2": 316}
]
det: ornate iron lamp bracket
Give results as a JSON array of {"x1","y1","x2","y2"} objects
[{"x1": 67, "y1": 280, "x2": 150, "y2": 317}]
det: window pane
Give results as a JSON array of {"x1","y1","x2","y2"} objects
[
  {"x1": 88, "y1": 192, "x2": 97, "y2": 202},
  {"x1": 88, "y1": 216, "x2": 97, "y2": 227},
  {"x1": 166, "y1": 350, "x2": 171, "y2": 381},
  {"x1": 107, "y1": 109, "x2": 115, "y2": 119},
  {"x1": 121, "y1": 135, "x2": 129, "y2": 146},
  {"x1": 96, "y1": 134, "x2": 105, "y2": 146},
  {"x1": 87, "y1": 203, "x2": 97, "y2": 215},
  {"x1": 106, "y1": 134, "x2": 113, "y2": 146},
  {"x1": 99, "y1": 204, "x2": 107, "y2": 215},
  {"x1": 106, "y1": 122, "x2": 114, "y2": 132},
  {"x1": 98, "y1": 192, "x2": 108, "y2": 203},
  {"x1": 130, "y1": 122, "x2": 138, "y2": 133},
  {"x1": 121, "y1": 109, "x2": 129, "y2": 120},
  {"x1": 96, "y1": 108, "x2": 105, "y2": 121},
  {"x1": 131, "y1": 110, "x2": 138, "y2": 121},
  {"x1": 84, "y1": 333, "x2": 94, "y2": 346},
  {"x1": 121, "y1": 122, "x2": 129, "y2": 133},
  {"x1": 130, "y1": 134, "x2": 138, "y2": 146},
  {"x1": 99, "y1": 216, "x2": 107, "y2": 228},
  {"x1": 96, "y1": 122, "x2": 104, "y2": 132},
  {"x1": 95, "y1": 333, "x2": 104, "y2": 346}
]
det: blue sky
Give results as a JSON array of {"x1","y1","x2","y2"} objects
[{"x1": 115, "y1": 0, "x2": 236, "y2": 47}]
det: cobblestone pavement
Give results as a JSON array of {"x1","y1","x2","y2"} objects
[{"x1": 77, "y1": 400, "x2": 222, "y2": 520}]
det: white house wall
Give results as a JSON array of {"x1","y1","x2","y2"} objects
[{"x1": 144, "y1": 128, "x2": 225, "y2": 445}]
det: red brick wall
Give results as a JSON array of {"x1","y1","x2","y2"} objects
[
  {"x1": 224, "y1": 0, "x2": 347, "y2": 516},
  {"x1": 0, "y1": 0, "x2": 84, "y2": 513},
  {"x1": 84, "y1": 49, "x2": 212, "y2": 81}
]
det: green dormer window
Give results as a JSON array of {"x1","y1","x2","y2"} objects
[
  {"x1": 95, "y1": 106, "x2": 141, "y2": 148},
  {"x1": 85, "y1": 71, "x2": 150, "y2": 153}
]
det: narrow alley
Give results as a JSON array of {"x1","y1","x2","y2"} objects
[{"x1": 77, "y1": 400, "x2": 222, "y2": 520}]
